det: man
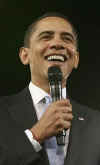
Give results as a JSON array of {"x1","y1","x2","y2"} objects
[{"x1": 0, "y1": 12, "x2": 100, "y2": 165}]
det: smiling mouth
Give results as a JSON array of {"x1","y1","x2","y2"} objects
[{"x1": 45, "y1": 54, "x2": 68, "y2": 62}]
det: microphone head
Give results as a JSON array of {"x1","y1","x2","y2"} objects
[{"x1": 48, "y1": 66, "x2": 62, "y2": 84}]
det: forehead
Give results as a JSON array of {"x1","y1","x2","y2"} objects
[{"x1": 33, "y1": 16, "x2": 73, "y2": 35}]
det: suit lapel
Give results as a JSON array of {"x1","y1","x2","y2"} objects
[
  {"x1": 7, "y1": 87, "x2": 50, "y2": 165},
  {"x1": 64, "y1": 101, "x2": 88, "y2": 165},
  {"x1": 8, "y1": 87, "x2": 38, "y2": 130}
]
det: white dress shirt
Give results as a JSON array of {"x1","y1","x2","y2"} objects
[{"x1": 25, "y1": 82, "x2": 70, "y2": 164}]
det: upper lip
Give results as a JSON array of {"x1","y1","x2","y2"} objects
[{"x1": 44, "y1": 53, "x2": 67, "y2": 61}]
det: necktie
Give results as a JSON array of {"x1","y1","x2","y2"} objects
[{"x1": 44, "y1": 96, "x2": 65, "y2": 165}]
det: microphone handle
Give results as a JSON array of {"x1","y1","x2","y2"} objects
[{"x1": 49, "y1": 81, "x2": 66, "y2": 145}]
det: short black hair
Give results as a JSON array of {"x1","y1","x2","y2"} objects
[{"x1": 24, "y1": 12, "x2": 78, "y2": 49}]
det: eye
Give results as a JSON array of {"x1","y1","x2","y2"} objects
[
  {"x1": 41, "y1": 35, "x2": 52, "y2": 40},
  {"x1": 63, "y1": 36, "x2": 73, "y2": 43}
]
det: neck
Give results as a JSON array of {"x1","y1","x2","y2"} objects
[
  {"x1": 31, "y1": 77, "x2": 67, "y2": 94},
  {"x1": 31, "y1": 78, "x2": 50, "y2": 94}
]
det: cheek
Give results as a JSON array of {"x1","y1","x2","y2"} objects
[
  {"x1": 39, "y1": 42, "x2": 50, "y2": 55},
  {"x1": 66, "y1": 45, "x2": 77, "y2": 58},
  {"x1": 63, "y1": 58, "x2": 75, "y2": 75}
]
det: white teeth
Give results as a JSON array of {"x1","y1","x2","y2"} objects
[{"x1": 47, "y1": 55, "x2": 64, "y2": 62}]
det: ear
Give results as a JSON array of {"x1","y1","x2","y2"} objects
[
  {"x1": 74, "y1": 51, "x2": 79, "y2": 69},
  {"x1": 19, "y1": 47, "x2": 30, "y2": 65}
]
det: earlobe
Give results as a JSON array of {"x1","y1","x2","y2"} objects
[
  {"x1": 19, "y1": 47, "x2": 29, "y2": 65},
  {"x1": 74, "y1": 52, "x2": 79, "y2": 69}
]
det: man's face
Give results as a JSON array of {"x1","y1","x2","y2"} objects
[{"x1": 22, "y1": 17, "x2": 79, "y2": 86}]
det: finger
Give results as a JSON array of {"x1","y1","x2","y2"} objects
[
  {"x1": 57, "y1": 120, "x2": 72, "y2": 131},
  {"x1": 63, "y1": 113, "x2": 74, "y2": 121},
  {"x1": 64, "y1": 120, "x2": 72, "y2": 129},
  {"x1": 57, "y1": 106, "x2": 72, "y2": 113},
  {"x1": 57, "y1": 111, "x2": 73, "y2": 121},
  {"x1": 64, "y1": 106, "x2": 72, "y2": 113},
  {"x1": 55, "y1": 99, "x2": 72, "y2": 107}
]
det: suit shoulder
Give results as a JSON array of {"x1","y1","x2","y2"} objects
[
  {"x1": 0, "y1": 87, "x2": 30, "y2": 108},
  {"x1": 71, "y1": 99, "x2": 100, "y2": 120}
]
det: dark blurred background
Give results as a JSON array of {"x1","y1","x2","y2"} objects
[{"x1": 0, "y1": 0, "x2": 100, "y2": 110}]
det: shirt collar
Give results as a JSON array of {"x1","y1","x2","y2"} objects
[{"x1": 29, "y1": 81, "x2": 67, "y2": 105}]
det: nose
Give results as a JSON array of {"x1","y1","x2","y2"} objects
[{"x1": 49, "y1": 37, "x2": 65, "y2": 50}]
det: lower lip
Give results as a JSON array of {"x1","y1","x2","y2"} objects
[{"x1": 47, "y1": 61, "x2": 65, "y2": 66}]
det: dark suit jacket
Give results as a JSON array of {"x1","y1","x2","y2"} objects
[{"x1": 0, "y1": 87, "x2": 100, "y2": 165}]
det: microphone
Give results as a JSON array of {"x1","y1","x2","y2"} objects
[{"x1": 48, "y1": 66, "x2": 66, "y2": 145}]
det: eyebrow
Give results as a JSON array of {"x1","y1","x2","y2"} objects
[
  {"x1": 38, "y1": 31, "x2": 54, "y2": 37},
  {"x1": 61, "y1": 32, "x2": 75, "y2": 40},
  {"x1": 38, "y1": 30, "x2": 75, "y2": 40}
]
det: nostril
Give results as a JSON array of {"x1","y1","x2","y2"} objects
[{"x1": 50, "y1": 45, "x2": 65, "y2": 50}]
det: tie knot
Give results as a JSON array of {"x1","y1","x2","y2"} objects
[{"x1": 45, "y1": 96, "x2": 52, "y2": 104}]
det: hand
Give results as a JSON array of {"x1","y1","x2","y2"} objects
[{"x1": 30, "y1": 99, "x2": 73, "y2": 143}]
